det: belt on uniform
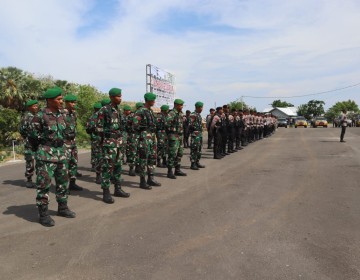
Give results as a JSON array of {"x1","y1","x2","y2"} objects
[{"x1": 42, "y1": 140, "x2": 64, "y2": 148}]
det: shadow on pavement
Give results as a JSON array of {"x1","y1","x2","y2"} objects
[
  {"x1": 2, "y1": 179, "x2": 27, "y2": 188},
  {"x1": 3, "y1": 204, "x2": 56, "y2": 223}
]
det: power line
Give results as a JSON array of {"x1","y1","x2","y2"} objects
[{"x1": 242, "y1": 82, "x2": 360, "y2": 99}]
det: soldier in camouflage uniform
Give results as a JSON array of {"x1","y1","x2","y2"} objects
[
  {"x1": 127, "y1": 102, "x2": 143, "y2": 176},
  {"x1": 156, "y1": 104, "x2": 169, "y2": 168},
  {"x1": 133, "y1": 93, "x2": 161, "y2": 189},
  {"x1": 165, "y1": 99, "x2": 187, "y2": 179},
  {"x1": 183, "y1": 110, "x2": 191, "y2": 148},
  {"x1": 189, "y1": 101, "x2": 205, "y2": 170},
  {"x1": 121, "y1": 104, "x2": 132, "y2": 166},
  {"x1": 85, "y1": 102, "x2": 102, "y2": 184},
  {"x1": 19, "y1": 99, "x2": 39, "y2": 188},
  {"x1": 96, "y1": 88, "x2": 130, "y2": 203},
  {"x1": 29, "y1": 87, "x2": 76, "y2": 227},
  {"x1": 63, "y1": 94, "x2": 83, "y2": 192}
]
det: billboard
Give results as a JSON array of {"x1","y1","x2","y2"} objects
[{"x1": 146, "y1": 64, "x2": 175, "y2": 108}]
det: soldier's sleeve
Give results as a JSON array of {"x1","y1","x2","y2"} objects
[
  {"x1": 28, "y1": 113, "x2": 42, "y2": 148},
  {"x1": 95, "y1": 108, "x2": 105, "y2": 135},
  {"x1": 19, "y1": 115, "x2": 28, "y2": 138},
  {"x1": 132, "y1": 109, "x2": 141, "y2": 132}
]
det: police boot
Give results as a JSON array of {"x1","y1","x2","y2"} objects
[
  {"x1": 103, "y1": 188, "x2": 114, "y2": 204},
  {"x1": 76, "y1": 171, "x2": 82, "y2": 177},
  {"x1": 38, "y1": 205, "x2": 55, "y2": 227},
  {"x1": 57, "y1": 202, "x2": 76, "y2": 218},
  {"x1": 95, "y1": 173, "x2": 101, "y2": 184},
  {"x1": 140, "y1": 176, "x2": 152, "y2": 190},
  {"x1": 128, "y1": 165, "x2": 136, "y2": 176},
  {"x1": 26, "y1": 177, "x2": 36, "y2": 188},
  {"x1": 114, "y1": 184, "x2": 130, "y2": 197},
  {"x1": 167, "y1": 167, "x2": 176, "y2": 179},
  {"x1": 147, "y1": 173, "x2": 161, "y2": 186},
  {"x1": 190, "y1": 162, "x2": 199, "y2": 170},
  {"x1": 69, "y1": 179, "x2": 83, "y2": 191},
  {"x1": 196, "y1": 162, "x2": 205, "y2": 168},
  {"x1": 175, "y1": 165, "x2": 187, "y2": 176}
]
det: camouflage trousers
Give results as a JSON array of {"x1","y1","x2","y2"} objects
[
  {"x1": 137, "y1": 131, "x2": 157, "y2": 177},
  {"x1": 156, "y1": 131, "x2": 167, "y2": 159},
  {"x1": 35, "y1": 160, "x2": 69, "y2": 206},
  {"x1": 91, "y1": 140, "x2": 102, "y2": 173},
  {"x1": 65, "y1": 143, "x2": 78, "y2": 180},
  {"x1": 167, "y1": 136, "x2": 184, "y2": 168},
  {"x1": 190, "y1": 135, "x2": 203, "y2": 163},
  {"x1": 101, "y1": 146, "x2": 122, "y2": 189},
  {"x1": 126, "y1": 133, "x2": 138, "y2": 167},
  {"x1": 120, "y1": 132, "x2": 128, "y2": 164},
  {"x1": 24, "y1": 148, "x2": 35, "y2": 178}
]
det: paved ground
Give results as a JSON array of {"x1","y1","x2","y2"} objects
[{"x1": 1, "y1": 127, "x2": 360, "y2": 280}]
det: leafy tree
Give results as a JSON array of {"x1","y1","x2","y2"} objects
[
  {"x1": 297, "y1": 100, "x2": 325, "y2": 119},
  {"x1": 272, "y1": 99, "x2": 294, "y2": 108},
  {"x1": 0, "y1": 107, "x2": 21, "y2": 146},
  {"x1": 229, "y1": 100, "x2": 250, "y2": 111},
  {"x1": 325, "y1": 100, "x2": 359, "y2": 120}
]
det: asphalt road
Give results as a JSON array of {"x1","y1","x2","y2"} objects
[{"x1": 1, "y1": 127, "x2": 360, "y2": 280}]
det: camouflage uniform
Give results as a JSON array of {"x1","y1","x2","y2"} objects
[
  {"x1": 156, "y1": 112, "x2": 168, "y2": 167},
  {"x1": 63, "y1": 108, "x2": 79, "y2": 181},
  {"x1": 125, "y1": 111, "x2": 139, "y2": 170},
  {"x1": 120, "y1": 109, "x2": 128, "y2": 165},
  {"x1": 86, "y1": 110, "x2": 102, "y2": 175},
  {"x1": 189, "y1": 111, "x2": 203, "y2": 166},
  {"x1": 29, "y1": 107, "x2": 69, "y2": 207},
  {"x1": 19, "y1": 111, "x2": 36, "y2": 187}
]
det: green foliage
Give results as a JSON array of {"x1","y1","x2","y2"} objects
[
  {"x1": 0, "y1": 108, "x2": 21, "y2": 145},
  {"x1": 297, "y1": 100, "x2": 325, "y2": 119},
  {"x1": 228, "y1": 100, "x2": 250, "y2": 111},
  {"x1": 325, "y1": 100, "x2": 359, "y2": 120},
  {"x1": 272, "y1": 99, "x2": 294, "y2": 108}
]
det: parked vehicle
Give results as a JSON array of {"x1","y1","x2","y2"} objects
[
  {"x1": 313, "y1": 117, "x2": 328, "y2": 128},
  {"x1": 295, "y1": 116, "x2": 308, "y2": 128},
  {"x1": 277, "y1": 118, "x2": 288, "y2": 128}
]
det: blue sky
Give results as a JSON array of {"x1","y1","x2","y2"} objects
[{"x1": 0, "y1": 0, "x2": 360, "y2": 114}]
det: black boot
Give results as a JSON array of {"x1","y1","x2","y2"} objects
[
  {"x1": 162, "y1": 157, "x2": 167, "y2": 167},
  {"x1": 114, "y1": 184, "x2": 130, "y2": 197},
  {"x1": 103, "y1": 188, "x2": 114, "y2": 204},
  {"x1": 140, "y1": 176, "x2": 152, "y2": 190},
  {"x1": 167, "y1": 167, "x2": 176, "y2": 179},
  {"x1": 91, "y1": 164, "x2": 95, "y2": 172},
  {"x1": 76, "y1": 171, "x2": 82, "y2": 177},
  {"x1": 38, "y1": 205, "x2": 55, "y2": 227},
  {"x1": 175, "y1": 165, "x2": 187, "y2": 176},
  {"x1": 135, "y1": 165, "x2": 141, "y2": 174},
  {"x1": 57, "y1": 202, "x2": 76, "y2": 218},
  {"x1": 190, "y1": 162, "x2": 199, "y2": 170},
  {"x1": 196, "y1": 162, "x2": 205, "y2": 168},
  {"x1": 26, "y1": 177, "x2": 36, "y2": 188},
  {"x1": 69, "y1": 179, "x2": 83, "y2": 191},
  {"x1": 147, "y1": 174, "x2": 161, "y2": 186},
  {"x1": 128, "y1": 166, "x2": 136, "y2": 176},
  {"x1": 95, "y1": 173, "x2": 101, "y2": 184},
  {"x1": 214, "y1": 154, "x2": 222, "y2": 159}
]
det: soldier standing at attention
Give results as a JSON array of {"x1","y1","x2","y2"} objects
[
  {"x1": 156, "y1": 104, "x2": 169, "y2": 168},
  {"x1": 133, "y1": 92, "x2": 161, "y2": 189},
  {"x1": 183, "y1": 110, "x2": 191, "y2": 148},
  {"x1": 29, "y1": 87, "x2": 75, "y2": 227},
  {"x1": 121, "y1": 104, "x2": 132, "y2": 165},
  {"x1": 86, "y1": 102, "x2": 102, "y2": 173},
  {"x1": 221, "y1": 105, "x2": 230, "y2": 156},
  {"x1": 189, "y1": 102, "x2": 205, "y2": 170},
  {"x1": 211, "y1": 107, "x2": 223, "y2": 159},
  {"x1": 19, "y1": 99, "x2": 39, "y2": 188},
  {"x1": 96, "y1": 88, "x2": 130, "y2": 204},
  {"x1": 63, "y1": 94, "x2": 83, "y2": 192},
  {"x1": 165, "y1": 99, "x2": 187, "y2": 179},
  {"x1": 206, "y1": 108, "x2": 215, "y2": 149},
  {"x1": 340, "y1": 109, "x2": 347, "y2": 142},
  {"x1": 127, "y1": 102, "x2": 143, "y2": 176}
]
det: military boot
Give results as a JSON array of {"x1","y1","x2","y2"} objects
[
  {"x1": 175, "y1": 165, "x2": 187, "y2": 176},
  {"x1": 38, "y1": 205, "x2": 55, "y2": 227},
  {"x1": 190, "y1": 162, "x2": 199, "y2": 170},
  {"x1": 69, "y1": 179, "x2": 83, "y2": 191},
  {"x1": 76, "y1": 171, "x2": 82, "y2": 177},
  {"x1": 25, "y1": 177, "x2": 36, "y2": 188},
  {"x1": 147, "y1": 173, "x2": 161, "y2": 186},
  {"x1": 95, "y1": 173, "x2": 101, "y2": 184},
  {"x1": 196, "y1": 162, "x2": 205, "y2": 168},
  {"x1": 128, "y1": 165, "x2": 136, "y2": 176},
  {"x1": 114, "y1": 184, "x2": 130, "y2": 197},
  {"x1": 140, "y1": 176, "x2": 152, "y2": 190},
  {"x1": 57, "y1": 202, "x2": 76, "y2": 218},
  {"x1": 103, "y1": 188, "x2": 114, "y2": 204},
  {"x1": 157, "y1": 158, "x2": 162, "y2": 168},
  {"x1": 162, "y1": 157, "x2": 167, "y2": 167},
  {"x1": 167, "y1": 167, "x2": 176, "y2": 179}
]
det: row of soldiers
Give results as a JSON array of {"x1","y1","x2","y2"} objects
[
  {"x1": 19, "y1": 87, "x2": 205, "y2": 227},
  {"x1": 205, "y1": 106, "x2": 278, "y2": 159}
]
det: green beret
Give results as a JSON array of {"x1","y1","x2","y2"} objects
[
  {"x1": 144, "y1": 92, "x2": 157, "y2": 101},
  {"x1": 174, "y1": 99, "x2": 184, "y2": 105},
  {"x1": 101, "y1": 98, "x2": 111, "y2": 106},
  {"x1": 26, "y1": 99, "x2": 38, "y2": 107},
  {"x1": 109, "y1": 88, "x2": 122, "y2": 96},
  {"x1": 43, "y1": 87, "x2": 63, "y2": 99},
  {"x1": 93, "y1": 102, "x2": 102, "y2": 109},
  {"x1": 123, "y1": 105, "x2": 132, "y2": 111},
  {"x1": 161, "y1": 105, "x2": 169, "y2": 111},
  {"x1": 136, "y1": 102, "x2": 144, "y2": 109},
  {"x1": 195, "y1": 101, "x2": 203, "y2": 107},
  {"x1": 64, "y1": 94, "x2": 77, "y2": 102}
]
